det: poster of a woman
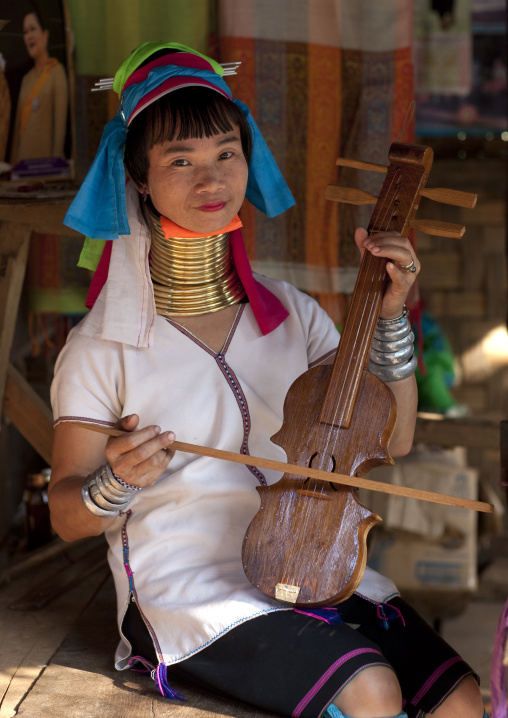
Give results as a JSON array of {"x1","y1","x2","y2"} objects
[
  {"x1": 0, "y1": 19, "x2": 11, "y2": 165},
  {"x1": 415, "y1": 0, "x2": 507, "y2": 135},
  {"x1": 0, "y1": 0, "x2": 74, "y2": 180}
]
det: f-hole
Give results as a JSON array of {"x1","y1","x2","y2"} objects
[{"x1": 304, "y1": 452, "x2": 339, "y2": 492}]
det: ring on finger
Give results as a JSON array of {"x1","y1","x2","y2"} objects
[{"x1": 398, "y1": 258, "x2": 416, "y2": 273}]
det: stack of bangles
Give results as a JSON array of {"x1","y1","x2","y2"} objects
[
  {"x1": 368, "y1": 307, "x2": 417, "y2": 382},
  {"x1": 81, "y1": 463, "x2": 141, "y2": 517}
]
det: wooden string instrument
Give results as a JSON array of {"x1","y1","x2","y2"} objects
[{"x1": 240, "y1": 142, "x2": 478, "y2": 607}]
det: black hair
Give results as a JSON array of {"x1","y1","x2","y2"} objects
[
  {"x1": 124, "y1": 85, "x2": 253, "y2": 190},
  {"x1": 24, "y1": 6, "x2": 47, "y2": 31}
]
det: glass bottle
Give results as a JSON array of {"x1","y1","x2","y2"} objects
[{"x1": 24, "y1": 468, "x2": 52, "y2": 549}]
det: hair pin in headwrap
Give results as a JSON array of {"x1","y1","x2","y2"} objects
[{"x1": 92, "y1": 61, "x2": 241, "y2": 92}]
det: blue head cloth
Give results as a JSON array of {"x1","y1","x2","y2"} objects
[{"x1": 64, "y1": 63, "x2": 295, "y2": 239}]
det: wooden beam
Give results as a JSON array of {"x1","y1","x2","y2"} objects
[
  {"x1": 0, "y1": 201, "x2": 79, "y2": 468},
  {"x1": 415, "y1": 413, "x2": 500, "y2": 450},
  {"x1": 0, "y1": 198, "x2": 80, "y2": 236},
  {"x1": 3, "y1": 363, "x2": 54, "y2": 465},
  {"x1": 0, "y1": 222, "x2": 31, "y2": 404}
]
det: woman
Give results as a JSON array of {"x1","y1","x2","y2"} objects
[
  {"x1": 0, "y1": 20, "x2": 11, "y2": 163},
  {"x1": 10, "y1": 9, "x2": 68, "y2": 164},
  {"x1": 49, "y1": 42, "x2": 486, "y2": 718}
]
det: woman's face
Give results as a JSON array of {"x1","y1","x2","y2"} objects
[
  {"x1": 23, "y1": 13, "x2": 48, "y2": 61},
  {"x1": 145, "y1": 125, "x2": 248, "y2": 234}
]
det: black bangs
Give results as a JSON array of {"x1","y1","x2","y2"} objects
[
  {"x1": 124, "y1": 86, "x2": 252, "y2": 189},
  {"x1": 150, "y1": 88, "x2": 239, "y2": 144}
]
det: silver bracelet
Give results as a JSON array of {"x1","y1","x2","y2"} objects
[
  {"x1": 368, "y1": 354, "x2": 417, "y2": 382},
  {"x1": 370, "y1": 338, "x2": 414, "y2": 366},
  {"x1": 81, "y1": 463, "x2": 137, "y2": 518},
  {"x1": 377, "y1": 306, "x2": 409, "y2": 325},
  {"x1": 94, "y1": 467, "x2": 131, "y2": 503},
  {"x1": 368, "y1": 307, "x2": 416, "y2": 381},
  {"x1": 375, "y1": 322, "x2": 411, "y2": 343}
]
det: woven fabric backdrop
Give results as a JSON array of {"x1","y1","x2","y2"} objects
[
  {"x1": 63, "y1": 1, "x2": 415, "y2": 327},
  {"x1": 218, "y1": 0, "x2": 415, "y2": 323}
]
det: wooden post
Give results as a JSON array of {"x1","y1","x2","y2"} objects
[
  {"x1": 2, "y1": 364, "x2": 54, "y2": 465},
  {"x1": 0, "y1": 198, "x2": 79, "y2": 464},
  {"x1": 0, "y1": 221, "x2": 31, "y2": 404}
]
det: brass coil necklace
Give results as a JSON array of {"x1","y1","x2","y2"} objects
[{"x1": 148, "y1": 210, "x2": 246, "y2": 316}]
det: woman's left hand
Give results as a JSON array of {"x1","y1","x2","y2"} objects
[{"x1": 354, "y1": 227, "x2": 420, "y2": 319}]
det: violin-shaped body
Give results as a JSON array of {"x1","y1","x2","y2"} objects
[
  {"x1": 243, "y1": 143, "x2": 436, "y2": 608},
  {"x1": 242, "y1": 365, "x2": 394, "y2": 606}
]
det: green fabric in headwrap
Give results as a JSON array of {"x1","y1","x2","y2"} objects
[
  {"x1": 78, "y1": 237, "x2": 107, "y2": 271},
  {"x1": 113, "y1": 41, "x2": 223, "y2": 96}
]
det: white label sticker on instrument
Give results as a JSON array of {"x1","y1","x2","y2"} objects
[{"x1": 275, "y1": 583, "x2": 301, "y2": 603}]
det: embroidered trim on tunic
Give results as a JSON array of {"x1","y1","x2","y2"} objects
[{"x1": 164, "y1": 306, "x2": 267, "y2": 486}]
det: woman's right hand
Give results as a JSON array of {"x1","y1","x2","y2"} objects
[
  {"x1": 49, "y1": 415, "x2": 175, "y2": 542},
  {"x1": 105, "y1": 413, "x2": 176, "y2": 488}
]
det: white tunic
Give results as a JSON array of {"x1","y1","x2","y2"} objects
[{"x1": 51, "y1": 274, "x2": 398, "y2": 668}]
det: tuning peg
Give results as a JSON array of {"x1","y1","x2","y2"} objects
[
  {"x1": 409, "y1": 219, "x2": 466, "y2": 238},
  {"x1": 420, "y1": 187, "x2": 477, "y2": 209},
  {"x1": 336, "y1": 157, "x2": 387, "y2": 174},
  {"x1": 334, "y1": 157, "x2": 477, "y2": 210},
  {"x1": 324, "y1": 185, "x2": 377, "y2": 205}
]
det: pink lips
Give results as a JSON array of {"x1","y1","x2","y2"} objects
[{"x1": 198, "y1": 202, "x2": 226, "y2": 212}]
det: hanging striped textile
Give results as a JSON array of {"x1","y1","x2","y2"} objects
[{"x1": 218, "y1": 1, "x2": 415, "y2": 323}]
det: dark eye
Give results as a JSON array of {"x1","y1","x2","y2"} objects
[
  {"x1": 172, "y1": 159, "x2": 189, "y2": 167},
  {"x1": 219, "y1": 151, "x2": 234, "y2": 160}
]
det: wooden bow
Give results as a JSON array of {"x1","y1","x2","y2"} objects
[{"x1": 67, "y1": 421, "x2": 492, "y2": 513}]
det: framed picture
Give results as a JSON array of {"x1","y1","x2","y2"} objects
[
  {"x1": 0, "y1": 0, "x2": 74, "y2": 181},
  {"x1": 415, "y1": 0, "x2": 507, "y2": 137}
]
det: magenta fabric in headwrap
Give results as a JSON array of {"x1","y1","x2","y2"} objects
[{"x1": 123, "y1": 52, "x2": 218, "y2": 93}]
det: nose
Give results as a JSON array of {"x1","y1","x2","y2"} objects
[{"x1": 194, "y1": 164, "x2": 225, "y2": 193}]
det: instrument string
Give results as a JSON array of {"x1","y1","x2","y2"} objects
[
  {"x1": 327, "y1": 167, "x2": 400, "y2": 429},
  {"x1": 282, "y1": 168, "x2": 401, "y2": 589},
  {"x1": 307, "y1": 167, "x2": 399, "y2": 497},
  {"x1": 325, "y1": 168, "x2": 400, "y2": 481},
  {"x1": 285, "y1": 163, "x2": 403, "y2": 590}
]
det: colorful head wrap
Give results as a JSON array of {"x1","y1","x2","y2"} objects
[{"x1": 64, "y1": 42, "x2": 295, "y2": 239}]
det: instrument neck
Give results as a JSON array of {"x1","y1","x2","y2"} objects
[
  {"x1": 319, "y1": 249, "x2": 387, "y2": 428},
  {"x1": 318, "y1": 143, "x2": 433, "y2": 429}
]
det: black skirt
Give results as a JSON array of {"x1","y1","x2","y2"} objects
[{"x1": 123, "y1": 594, "x2": 477, "y2": 718}]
